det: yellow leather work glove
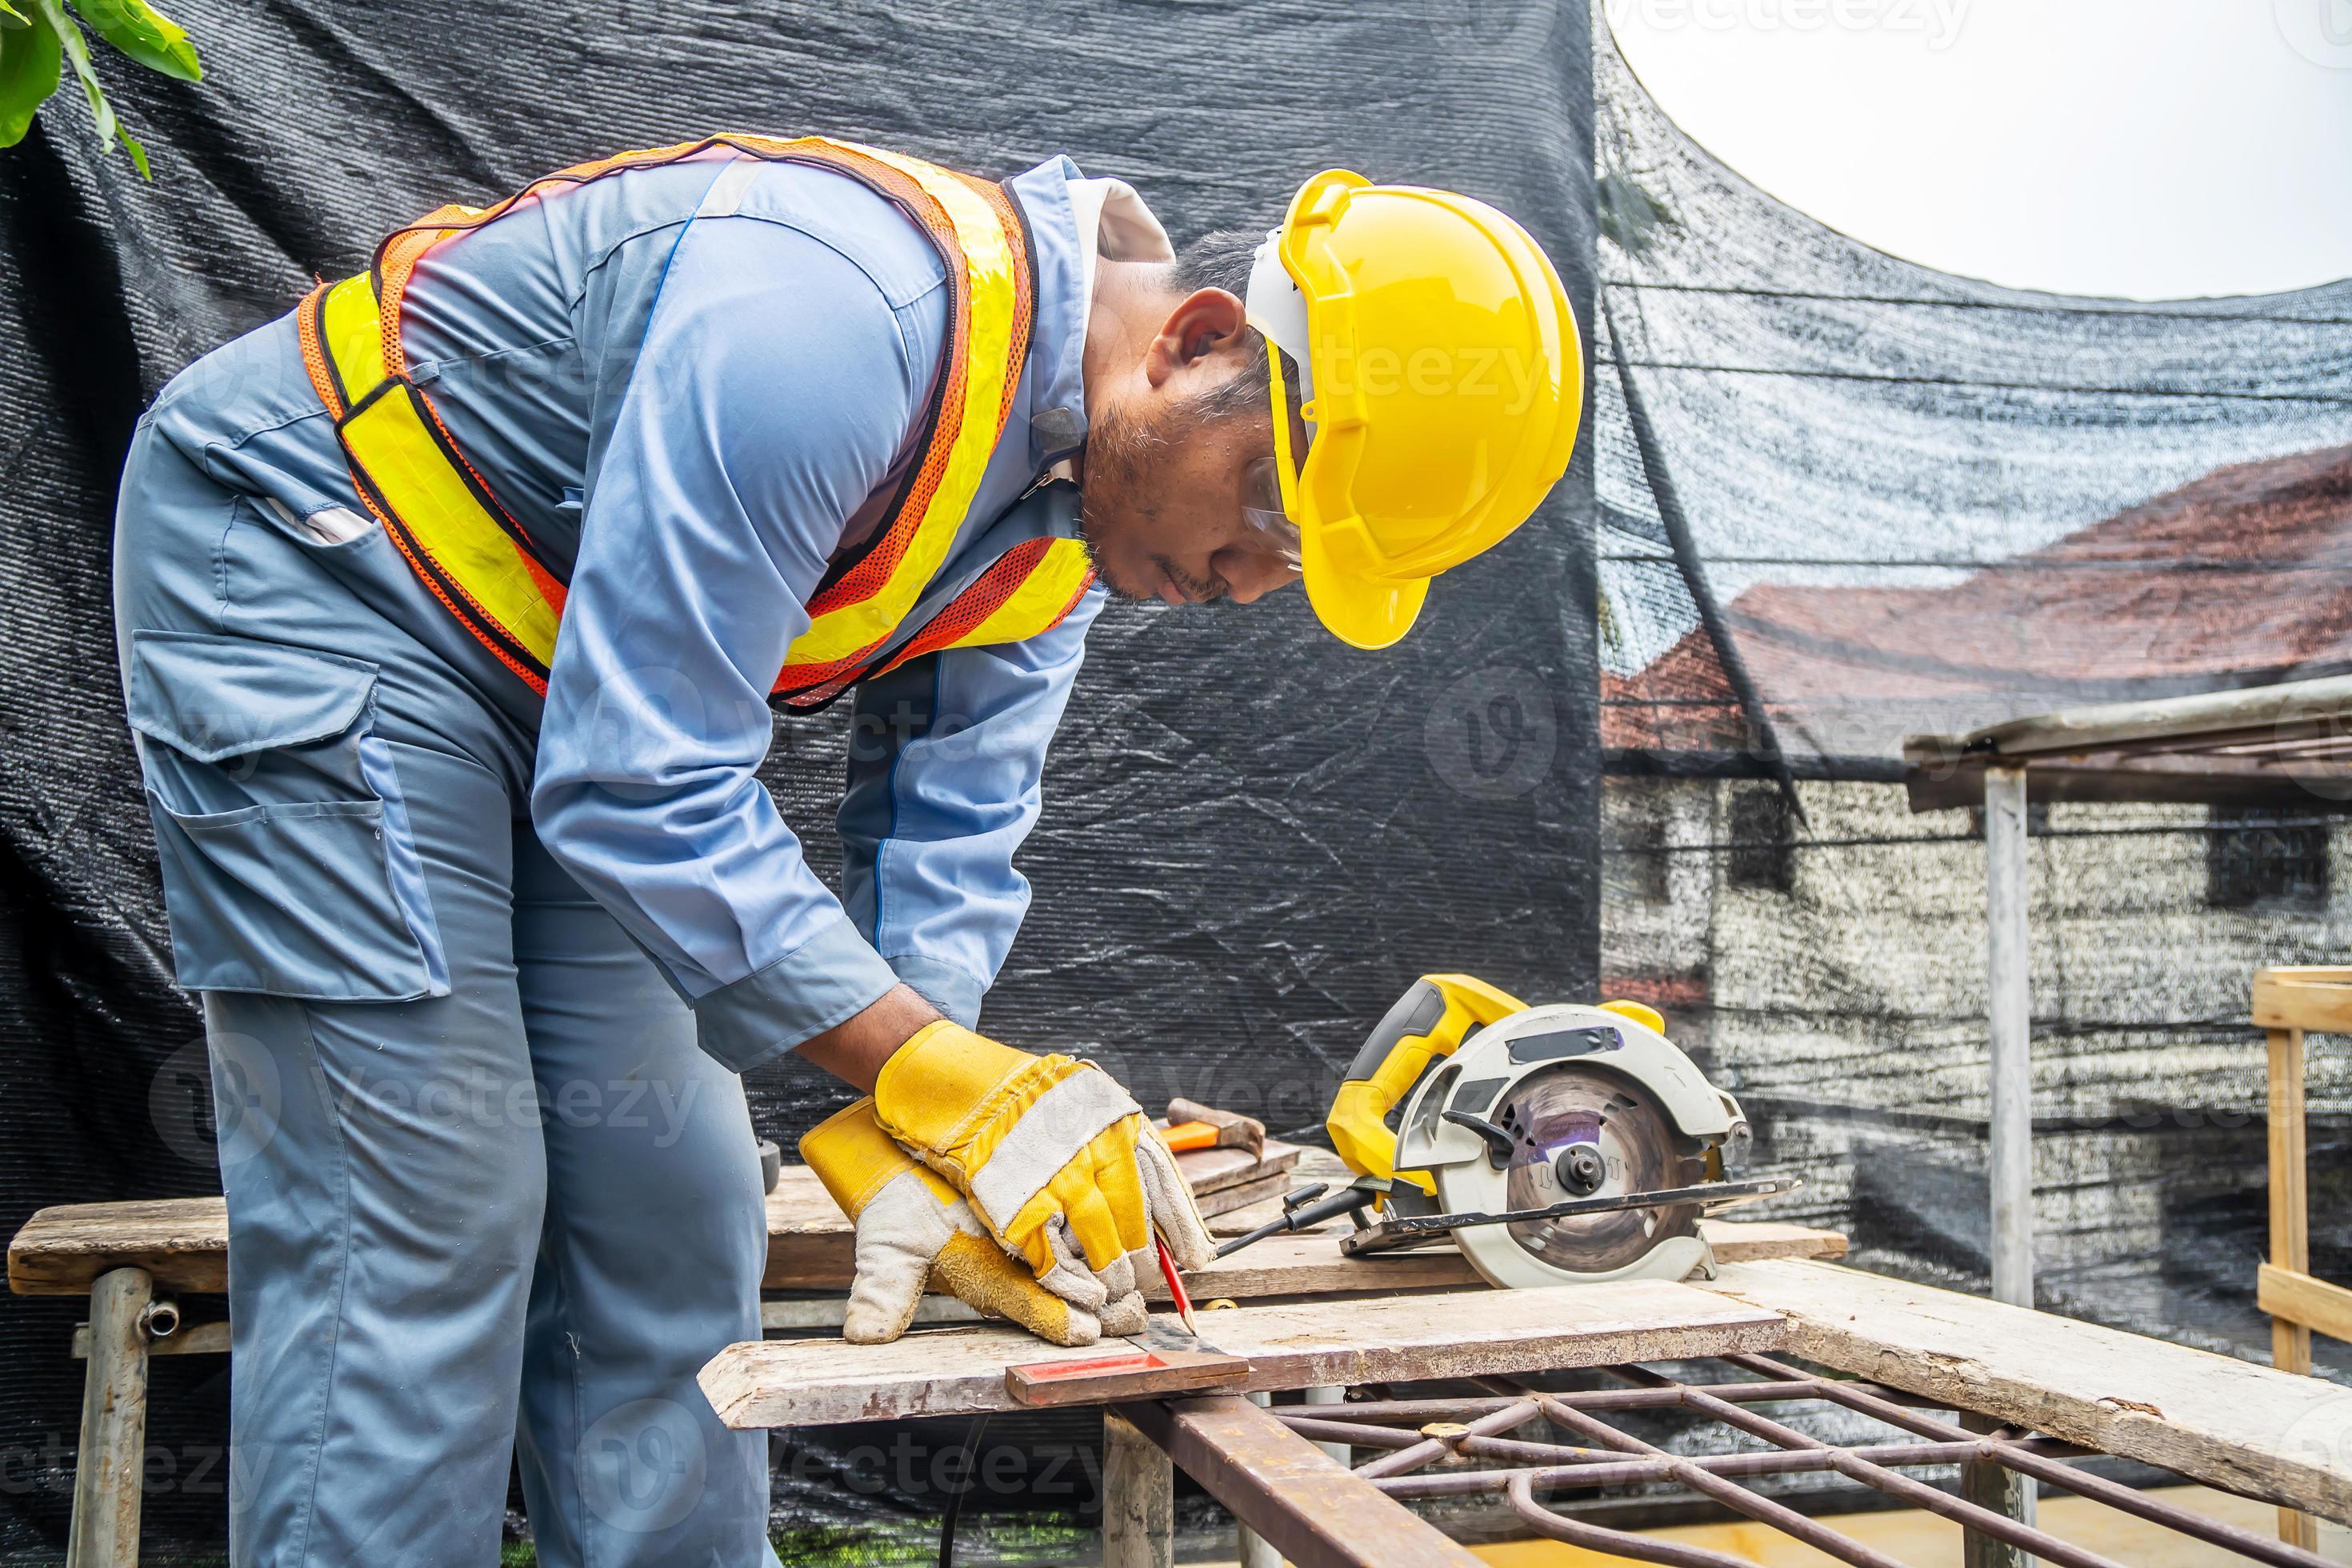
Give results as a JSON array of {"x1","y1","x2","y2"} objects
[
  {"x1": 870, "y1": 1022, "x2": 1216, "y2": 1329},
  {"x1": 799, "y1": 1098, "x2": 1137, "y2": 1346}
]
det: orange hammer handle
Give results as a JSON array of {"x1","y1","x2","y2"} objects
[{"x1": 1161, "y1": 1120, "x2": 1218, "y2": 1152}]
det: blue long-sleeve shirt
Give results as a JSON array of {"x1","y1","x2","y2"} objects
[{"x1": 146, "y1": 146, "x2": 1154, "y2": 1070}]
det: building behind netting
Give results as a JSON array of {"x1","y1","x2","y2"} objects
[{"x1": 1592, "y1": 19, "x2": 2352, "y2": 1376}]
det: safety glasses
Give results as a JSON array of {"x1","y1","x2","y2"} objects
[
  {"x1": 1242, "y1": 455, "x2": 1302, "y2": 568},
  {"x1": 1242, "y1": 339, "x2": 1306, "y2": 569}
]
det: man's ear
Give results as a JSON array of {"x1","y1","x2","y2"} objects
[{"x1": 1142, "y1": 288, "x2": 1250, "y2": 390}]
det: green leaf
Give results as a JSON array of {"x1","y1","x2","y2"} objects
[
  {"x1": 0, "y1": 2, "x2": 60, "y2": 145},
  {"x1": 34, "y1": 0, "x2": 148, "y2": 175},
  {"x1": 66, "y1": 0, "x2": 195, "y2": 81},
  {"x1": 0, "y1": 0, "x2": 31, "y2": 30}
]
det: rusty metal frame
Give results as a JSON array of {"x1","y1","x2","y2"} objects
[
  {"x1": 1134, "y1": 1351, "x2": 2340, "y2": 1568},
  {"x1": 1114, "y1": 1393, "x2": 1485, "y2": 1567}
]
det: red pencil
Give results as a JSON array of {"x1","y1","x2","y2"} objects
[{"x1": 1154, "y1": 1232, "x2": 1201, "y2": 1338}]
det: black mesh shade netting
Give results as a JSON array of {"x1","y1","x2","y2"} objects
[
  {"x1": 1589, "y1": 24, "x2": 2352, "y2": 1430},
  {"x1": 0, "y1": 0, "x2": 1597, "y2": 1555}
]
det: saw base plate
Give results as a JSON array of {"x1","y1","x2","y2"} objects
[{"x1": 1338, "y1": 1176, "x2": 1798, "y2": 1262}]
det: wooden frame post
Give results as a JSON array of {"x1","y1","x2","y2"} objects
[
  {"x1": 67, "y1": 1265, "x2": 153, "y2": 1568},
  {"x1": 1982, "y1": 765, "x2": 2034, "y2": 1312},
  {"x1": 2267, "y1": 1022, "x2": 2319, "y2": 1553},
  {"x1": 2248, "y1": 967, "x2": 2352, "y2": 1550},
  {"x1": 1970, "y1": 767, "x2": 2038, "y2": 1561},
  {"x1": 1102, "y1": 1410, "x2": 1174, "y2": 1568}
]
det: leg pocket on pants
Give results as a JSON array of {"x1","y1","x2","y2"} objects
[{"x1": 128, "y1": 628, "x2": 449, "y2": 1001}]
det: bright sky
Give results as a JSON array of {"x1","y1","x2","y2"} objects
[{"x1": 1606, "y1": 0, "x2": 2352, "y2": 301}]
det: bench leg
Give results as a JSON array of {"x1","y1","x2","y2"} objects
[
  {"x1": 1958, "y1": 1410, "x2": 2034, "y2": 1568},
  {"x1": 68, "y1": 1266, "x2": 153, "y2": 1568},
  {"x1": 1103, "y1": 1410, "x2": 1173, "y2": 1568}
]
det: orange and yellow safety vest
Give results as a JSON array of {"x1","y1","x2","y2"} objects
[{"x1": 297, "y1": 134, "x2": 1094, "y2": 707}]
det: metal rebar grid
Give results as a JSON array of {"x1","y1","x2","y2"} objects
[{"x1": 1266, "y1": 1354, "x2": 2340, "y2": 1568}]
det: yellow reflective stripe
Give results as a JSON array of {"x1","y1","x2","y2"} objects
[
  {"x1": 939, "y1": 540, "x2": 1094, "y2": 653},
  {"x1": 778, "y1": 141, "x2": 1019, "y2": 672},
  {"x1": 320, "y1": 271, "x2": 388, "y2": 397},
  {"x1": 313, "y1": 138, "x2": 1027, "y2": 698},
  {"x1": 339, "y1": 388, "x2": 564, "y2": 665}
]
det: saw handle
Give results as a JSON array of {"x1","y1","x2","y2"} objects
[{"x1": 1326, "y1": 974, "x2": 1526, "y2": 1194}]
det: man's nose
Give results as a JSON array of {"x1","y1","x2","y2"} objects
[{"x1": 1216, "y1": 546, "x2": 1302, "y2": 605}]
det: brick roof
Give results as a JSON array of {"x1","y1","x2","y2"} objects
[{"x1": 1603, "y1": 444, "x2": 2352, "y2": 762}]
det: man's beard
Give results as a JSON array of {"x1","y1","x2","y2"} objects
[{"x1": 1075, "y1": 396, "x2": 1172, "y2": 603}]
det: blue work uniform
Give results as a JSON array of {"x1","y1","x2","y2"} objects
[{"x1": 111, "y1": 146, "x2": 1146, "y2": 1566}]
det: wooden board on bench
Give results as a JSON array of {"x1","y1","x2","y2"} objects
[
  {"x1": 699, "y1": 1277, "x2": 1789, "y2": 1427},
  {"x1": 1702, "y1": 1258, "x2": 2352, "y2": 1526},
  {"x1": 8, "y1": 1141, "x2": 1298, "y2": 1298},
  {"x1": 12, "y1": 1154, "x2": 1844, "y2": 1303}
]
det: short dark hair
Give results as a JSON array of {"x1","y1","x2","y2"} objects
[
  {"x1": 1164, "y1": 228, "x2": 1303, "y2": 429},
  {"x1": 1168, "y1": 227, "x2": 1265, "y2": 298}
]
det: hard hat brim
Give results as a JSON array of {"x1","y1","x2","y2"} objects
[{"x1": 1300, "y1": 525, "x2": 1430, "y2": 650}]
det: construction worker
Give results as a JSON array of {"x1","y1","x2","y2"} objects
[{"x1": 112, "y1": 135, "x2": 1579, "y2": 1566}]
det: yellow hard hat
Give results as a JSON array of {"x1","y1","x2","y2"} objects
[{"x1": 1243, "y1": 170, "x2": 1583, "y2": 649}]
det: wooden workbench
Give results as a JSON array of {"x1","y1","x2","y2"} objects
[
  {"x1": 700, "y1": 1255, "x2": 2352, "y2": 1531},
  {"x1": 9, "y1": 1157, "x2": 1842, "y2": 1301}
]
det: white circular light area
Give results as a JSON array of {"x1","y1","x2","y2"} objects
[{"x1": 1607, "y1": 0, "x2": 2352, "y2": 300}]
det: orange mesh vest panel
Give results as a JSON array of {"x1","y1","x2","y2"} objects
[{"x1": 296, "y1": 134, "x2": 1094, "y2": 706}]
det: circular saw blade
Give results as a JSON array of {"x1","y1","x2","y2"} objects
[{"x1": 1479, "y1": 1062, "x2": 1705, "y2": 1276}]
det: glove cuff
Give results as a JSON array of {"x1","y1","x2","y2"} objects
[
  {"x1": 874, "y1": 1021, "x2": 1058, "y2": 1162},
  {"x1": 799, "y1": 1098, "x2": 922, "y2": 1218}
]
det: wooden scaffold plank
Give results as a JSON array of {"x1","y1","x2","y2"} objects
[
  {"x1": 700, "y1": 1278, "x2": 1787, "y2": 1428},
  {"x1": 1703, "y1": 1258, "x2": 2352, "y2": 1526}
]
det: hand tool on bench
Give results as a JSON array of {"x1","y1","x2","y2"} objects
[
  {"x1": 1221, "y1": 974, "x2": 1797, "y2": 1287},
  {"x1": 1157, "y1": 1099, "x2": 1265, "y2": 1155}
]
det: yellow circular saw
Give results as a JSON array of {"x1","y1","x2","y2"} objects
[{"x1": 1317, "y1": 975, "x2": 1794, "y2": 1287}]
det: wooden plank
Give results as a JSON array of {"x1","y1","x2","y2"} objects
[
  {"x1": 1192, "y1": 1170, "x2": 1292, "y2": 1221},
  {"x1": 17, "y1": 1172, "x2": 1841, "y2": 1304},
  {"x1": 2254, "y1": 972, "x2": 2352, "y2": 1034},
  {"x1": 1702, "y1": 1258, "x2": 2352, "y2": 1526},
  {"x1": 10, "y1": 1199, "x2": 228, "y2": 1298},
  {"x1": 1173, "y1": 1234, "x2": 1473, "y2": 1302},
  {"x1": 762, "y1": 1172, "x2": 856, "y2": 1291},
  {"x1": 72, "y1": 1319, "x2": 230, "y2": 1360},
  {"x1": 1177, "y1": 1139, "x2": 1301, "y2": 1198},
  {"x1": 1117, "y1": 1394, "x2": 1485, "y2": 1568},
  {"x1": 1707, "y1": 1220, "x2": 1849, "y2": 1264},
  {"x1": 1005, "y1": 1347, "x2": 1250, "y2": 1407},
  {"x1": 2259, "y1": 1264, "x2": 2352, "y2": 1346},
  {"x1": 2252, "y1": 966, "x2": 2352, "y2": 983},
  {"x1": 765, "y1": 1152, "x2": 1290, "y2": 1289},
  {"x1": 1210, "y1": 1146, "x2": 1352, "y2": 1235},
  {"x1": 698, "y1": 1278, "x2": 1786, "y2": 1428},
  {"x1": 754, "y1": 1219, "x2": 1850, "y2": 1334},
  {"x1": 1165, "y1": 1222, "x2": 1845, "y2": 1306}
]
